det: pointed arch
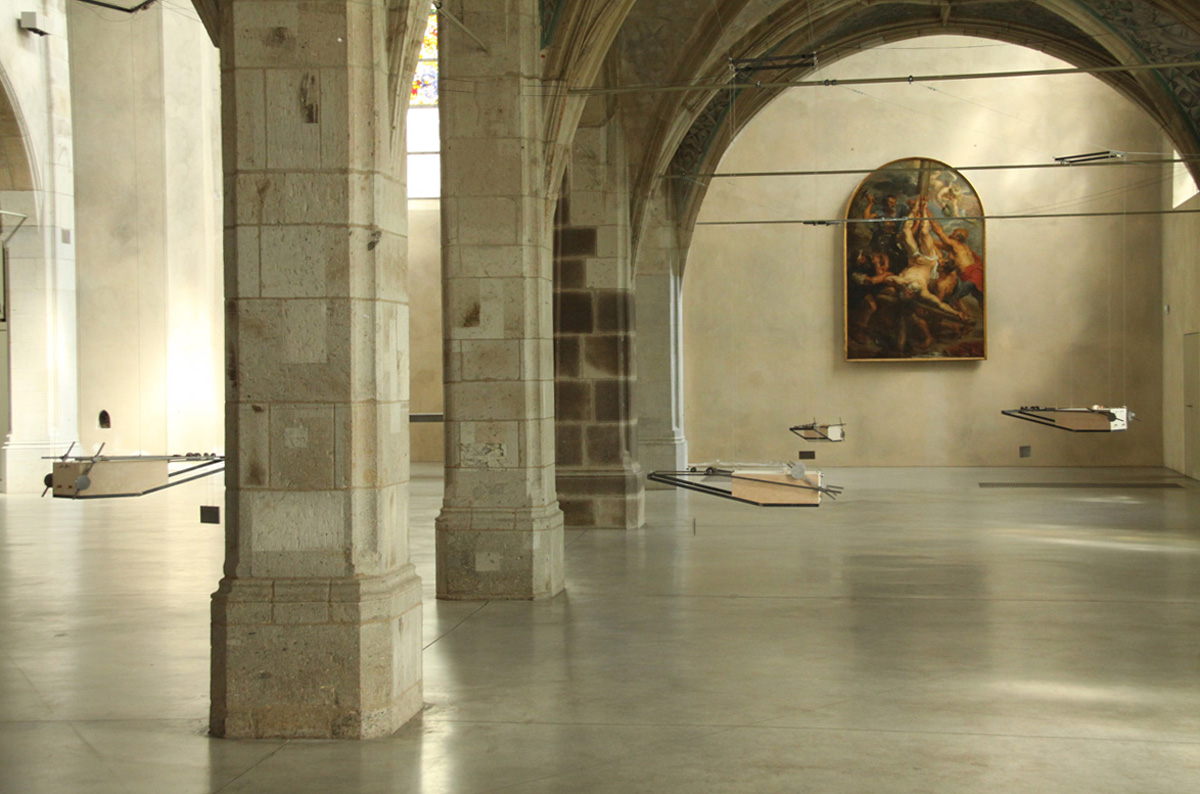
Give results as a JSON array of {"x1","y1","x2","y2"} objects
[
  {"x1": 622, "y1": 0, "x2": 1200, "y2": 254},
  {"x1": 0, "y1": 65, "x2": 36, "y2": 194}
]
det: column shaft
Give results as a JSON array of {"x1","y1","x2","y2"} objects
[
  {"x1": 554, "y1": 112, "x2": 644, "y2": 528},
  {"x1": 436, "y1": 0, "x2": 564, "y2": 599},
  {"x1": 211, "y1": 0, "x2": 423, "y2": 739}
]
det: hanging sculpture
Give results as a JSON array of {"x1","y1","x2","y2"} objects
[
  {"x1": 790, "y1": 420, "x2": 846, "y2": 442},
  {"x1": 1001, "y1": 406, "x2": 1132, "y2": 432},
  {"x1": 648, "y1": 461, "x2": 841, "y2": 506},
  {"x1": 648, "y1": 424, "x2": 845, "y2": 506},
  {"x1": 43, "y1": 443, "x2": 225, "y2": 499}
]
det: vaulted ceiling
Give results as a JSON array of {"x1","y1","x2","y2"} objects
[
  {"x1": 192, "y1": 0, "x2": 1200, "y2": 225},
  {"x1": 564, "y1": 0, "x2": 1200, "y2": 224}
]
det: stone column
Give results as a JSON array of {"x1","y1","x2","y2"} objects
[
  {"x1": 436, "y1": 0, "x2": 564, "y2": 599},
  {"x1": 635, "y1": 188, "x2": 687, "y2": 484},
  {"x1": 1, "y1": 0, "x2": 78, "y2": 493},
  {"x1": 210, "y1": 0, "x2": 423, "y2": 739},
  {"x1": 553, "y1": 110, "x2": 644, "y2": 528}
]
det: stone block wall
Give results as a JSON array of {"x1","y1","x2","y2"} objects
[{"x1": 553, "y1": 190, "x2": 643, "y2": 529}]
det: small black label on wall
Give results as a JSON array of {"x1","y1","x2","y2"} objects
[
  {"x1": 1019, "y1": 445, "x2": 1032, "y2": 458},
  {"x1": 200, "y1": 505, "x2": 221, "y2": 524}
]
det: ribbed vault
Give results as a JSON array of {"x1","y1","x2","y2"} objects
[
  {"x1": 572, "y1": 0, "x2": 1200, "y2": 241},
  {"x1": 188, "y1": 1, "x2": 1200, "y2": 248}
]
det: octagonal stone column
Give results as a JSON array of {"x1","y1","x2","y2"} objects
[
  {"x1": 435, "y1": 0, "x2": 565, "y2": 599},
  {"x1": 210, "y1": 0, "x2": 423, "y2": 739}
]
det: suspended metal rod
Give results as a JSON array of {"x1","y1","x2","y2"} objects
[
  {"x1": 567, "y1": 58, "x2": 1200, "y2": 97},
  {"x1": 0, "y1": 210, "x2": 27, "y2": 246},
  {"x1": 433, "y1": 0, "x2": 490, "y2": 55},
  {"x1": 72, "y1": 0, "x2": 159, "y2": 13},
  {"x1": 731, "y1": 54, "x2": 818, "y2": 72},
  {"x1": 670, "y1": 157, "x2": 1199, "y2": 181},
  {"x1": 1054, "y1": 150, "x2": 1125, "y2": 164},
  {"x1": 695, "y1": 208, "x2": 1200, "y2": 226}
]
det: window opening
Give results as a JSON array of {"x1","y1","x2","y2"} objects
[
  {"x1": 408, "y1": 5, "x2": 440, "y2": 199},
  {"x1": 411, "y1": 8, "x2": 438, "y2": 107}
]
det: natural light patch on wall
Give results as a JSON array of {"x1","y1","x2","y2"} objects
[
  {"x1": 408, "y1": 6, "x2": 439, "y2": 199},
  {"x1": 407, "y1": 107, "x2": 439, "y2": 198},
  {"x1": 1173, "y1": 149, "x2": 1198, "y2": 208}
]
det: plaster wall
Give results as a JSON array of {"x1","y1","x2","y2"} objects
[
  {"x1": 0, "y1": 0, "x2": 58, "y2": 189},
  {"x1": 69, "y1": 4, "x2": 222, "y2": 457},
  {"x1": 685, "y1": 38, "x2": 1166, "y2": 467},
  {"x1": 408, "y1": 199, "x2": 443, "y2": 462},
  {"x1": 162, "y1": 7, "x2": 222, "y2": 455},
  {"x1": 1162, "y1": 191, "x2": 1200, "y2": 476},
  {"x1": 0, "y1": 0, "x2": 79, "y2": 491}
]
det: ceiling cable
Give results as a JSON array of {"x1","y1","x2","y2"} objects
[
  {"x1": 670, "y1": 156, "x2": 1198, "y2": 181},
  {"x1": 568, "y1": 58, "x2": 1200, "y2": 97},
  {"x1": 696, "y1": 208, "x2": 1200, "y2": 226}
]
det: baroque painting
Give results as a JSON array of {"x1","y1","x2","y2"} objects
[{"x1": 844, "y1": 158, "x2": 985, "y2": 361}]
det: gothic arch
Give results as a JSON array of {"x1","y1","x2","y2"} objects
[
  {"x1": 606, "y1": 0, "x2": 1200, "y2": 255},
  {"x1": 666, "y1": 25, "x2": 1193, "y2": 249},
  {"x1": 0, "y1": 65, "x2": 36, "y2": 195}
]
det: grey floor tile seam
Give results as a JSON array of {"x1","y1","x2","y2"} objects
[
  {"x1": 0, "y1": 717, "x2": 214, "y2": 725},
  {"x1": 565, "y1": 528, "x2": 592, "y2": 548},
  {"x1": 727, "y1": 664, "x2": 993, "y2": 729},
  {"x1": 706, "y1": 721, "x2": 1200, "y2": 746},
  {"x1": 209, "y1": 740, "x2": 293, "y2": 794},
  {"x1": 423, "y1": 601, "x2": 492, "y2": 650},
  {"x1": 420, "y1": 713, "x2": 1200, "y2": 749},
  {"x1": 65, "y1": 718, "x2": 124, "y2": 789},
  {"x1": 420, "y1": 663, "x2": 981, "y2": 731},
  {"x1": 640, "y1": 522, "x2": 844, "y2": 530},
  {"x1": 631, "y1": 593, "x2": 1200, "y2": 604},
  {"x1": 415, "y1": 714, "x2": 801, "y2": 729},
  {"x1": 2, "y1": 649, "x2": 55, "y2": 713},
  {"x1": 437, "y1": 718, "x2": 1200, "y2": 794},
  {"x1": 431, "y1": 721, "x2": 759, "y2": 794}
]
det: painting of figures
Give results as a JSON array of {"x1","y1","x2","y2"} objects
[{"x1": 844, "y1": 158, "x2": 985, "y2": 361}]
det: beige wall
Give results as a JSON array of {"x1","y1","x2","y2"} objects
[
  {"x1": 408, "y1": 199, "x2": 443, "y2": 462},
  {"x1": 69, "y1": 4, "x2": 222, "y2": 456},
  {"x1": 0, "y1": 0, "x2": 79, "y2": 491},
  {"x1": 684, "y1": 38, "x2": 1166, "y2": 467},
  {"x1": 68, "y1": 1, "x2": 443, "y2": 464},
  {"x1": 1162, "y1": 191, "x2": 1200, "y2": 476}
]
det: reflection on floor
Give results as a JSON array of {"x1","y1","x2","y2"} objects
[{"x1": 2, "y1": 465, "x2": 1199, "y2": 792}]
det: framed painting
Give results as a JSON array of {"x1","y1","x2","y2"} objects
[{"x1": 844, "y1": 157, "x2": 985, "y2": 361}]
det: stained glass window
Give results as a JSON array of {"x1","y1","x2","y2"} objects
[
  {"x1": 408, "y1": 4, "x2": 440, "y2": 198},
  {"x1": 411, "y1": 9, "x2": 438, "y2": 106}
]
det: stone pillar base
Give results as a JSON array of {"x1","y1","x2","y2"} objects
[
  {"x1": 640, "y1": 437, "x2": 687, "y2": 490},
  {"x1": 435, "y1": 503, "x2": 564, "y2": 599},
  {"x1": 210, "y1": 567, "x2": 422, "y2": 739},
  {"x1": 557, "y1": 466, "x2": 644, "y2": 529}
]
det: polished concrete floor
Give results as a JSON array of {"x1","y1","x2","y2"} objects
[{"x1": 2, "y1": 464, "x2": 1199, "y2": 792}]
